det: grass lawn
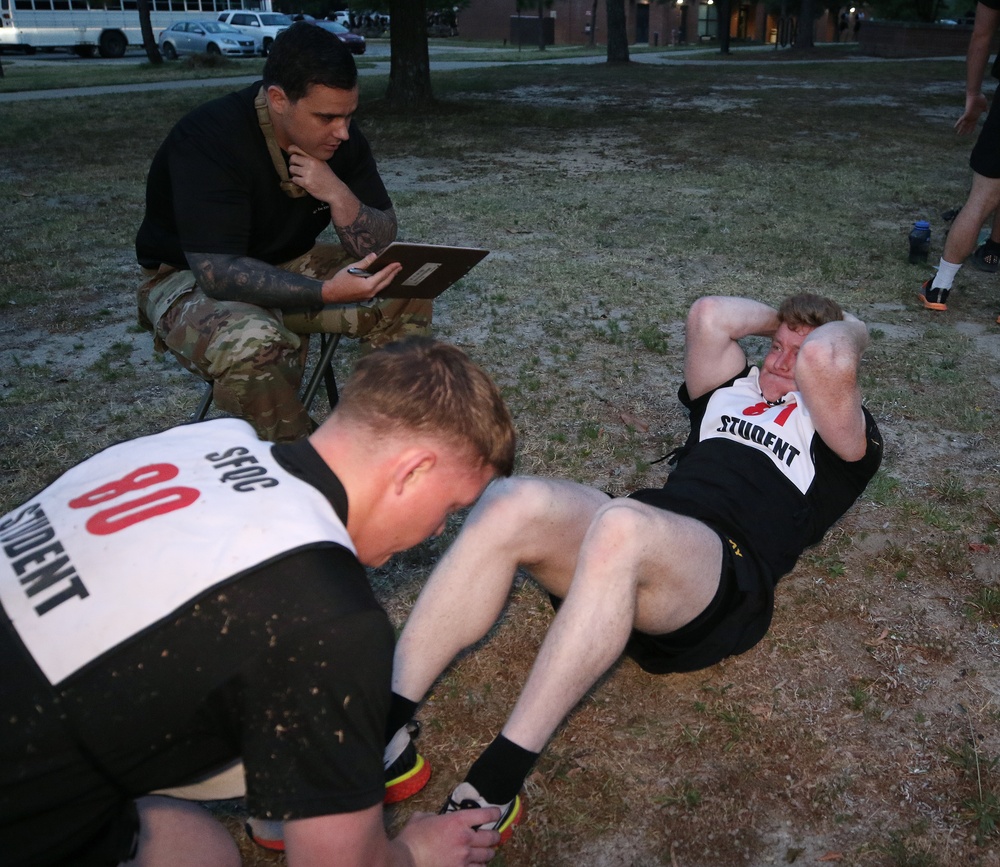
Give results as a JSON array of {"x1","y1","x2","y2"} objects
[
  {"x1": 1, "y1": 51, "x2": 999, "y2": 867},
  {"x1": 0, "y1": 51, "x2": 379, "y2": 91}
]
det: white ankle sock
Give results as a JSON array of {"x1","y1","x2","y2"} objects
[{"x1": 932, "y1": 259, "x2": 962, "y2": 290}]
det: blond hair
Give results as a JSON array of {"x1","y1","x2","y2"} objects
[{"x1": 336, "y1": 338, "x2": 516, "y2": 477}]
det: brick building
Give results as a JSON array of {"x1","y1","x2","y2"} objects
[{"x1": 455, "y1": 0, "x2": 843, "y2": 48}]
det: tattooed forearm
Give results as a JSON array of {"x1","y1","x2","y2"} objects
[
  {"x1": 334, "y1": 206, "x2": 398, "y2": 258},
  {"x1": 187, "y1": 252, "x2": 325, "y2": 310}
]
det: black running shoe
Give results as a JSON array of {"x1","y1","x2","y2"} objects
[
  {"x1": 918, "y1": 279, "x2": 949, "y2": 311},
  {"x1": 384, "y1": 721, "x2": 431, "y2": 804}
]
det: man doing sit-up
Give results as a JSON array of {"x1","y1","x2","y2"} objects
[{"x1": 383, "y1": 293, "x2": 883, "y2": 841}]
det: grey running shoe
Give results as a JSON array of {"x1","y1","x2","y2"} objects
[{"x1": 440, "y1": 781, "x2": 524, "y2": 844}]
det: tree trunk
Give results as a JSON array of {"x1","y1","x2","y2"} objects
[
  {"x1": 796, "y1": 0, "x2": 815, "y2": 49},
  {"x1": 717, "y1": 0, "x2": 731, "y2": 54},
  {"x1": 537, "y1": 0, "x2": 546, "y2": 50},
  {"x1": 137, "y1": 0, "x2": 163, "y2": 65},
  {"x1": 777, "y1": 0, "x2": 791, "y2": 47},
  {"x1": 386, "y1": 0, "x2": 434, "y2": 110},
  {"x1": 589, "y1": 0, "x2": 598, "y2": 46},
  {"x1": 606, "y1": 0, "x2": 629, "y2": 64},
  {"x1": 916, "y1": 0, "x2": 944, "y2": 22}
]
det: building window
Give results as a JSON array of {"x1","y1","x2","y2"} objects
[{"x1": 698, "y1": 1, "x2": 717, "y2": 38}]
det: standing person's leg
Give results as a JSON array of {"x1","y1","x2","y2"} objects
[
  {"x1": 970, "y1": 210, "x2": 1000, "y2": 272},
  {"x1": 921, "y1": 174, "x2": 1000, "y2": 310},
  {"x1": 280, "y1": 243, "x2": 433, "y2": 349},
  {"x1": 125, "y1": 796, "x2": 240, "y2": 867},
  {"x1": 922, "y1": 91, "x2": 1000, "y2": 311},
  {"x1": 922, "y1": 174, "x2": 1000, "y2": 310}
]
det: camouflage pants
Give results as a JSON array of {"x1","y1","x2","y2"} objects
[{"x1": 137, "y1": 243, "x2": 432, "y2": 443}]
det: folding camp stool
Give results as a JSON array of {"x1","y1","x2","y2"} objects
[{"x1": 192, "y1": 332, "x2": 343, "y2": 421}]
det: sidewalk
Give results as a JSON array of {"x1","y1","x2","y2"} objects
[{"x1": 0, "y1": 45, "x2": 961, "y2": 103}]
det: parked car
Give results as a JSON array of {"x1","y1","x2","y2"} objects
[
  {"x1": 313, "y1": 20, "x2": 366, "y2": 55},
  {"x1": 216, "y1": 10, "x2": 294, "y2": 56},
  {"x1": 158, "y1": 21, "x2": 256, "y2": 59}
]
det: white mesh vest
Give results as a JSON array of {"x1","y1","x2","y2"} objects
[
  {"x1": 698, "y1": 368, "x2": 818, "y2": 495},
  {"x1": 0, "y1": 419, "x2": 354, "y2": 685}
]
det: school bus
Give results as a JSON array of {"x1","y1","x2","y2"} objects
[{"x1": 0, "y1": 0, "x2": 270, "y2": 57}]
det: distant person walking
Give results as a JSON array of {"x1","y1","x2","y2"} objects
[{"x1": 918, "y1": 0, "x2": 1000, "y2": 320}]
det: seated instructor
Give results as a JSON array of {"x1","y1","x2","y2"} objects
[
  {"x1": 384, "y1": 294, "x2": 883, "y2": 840},
  {"x1": 0, "y1": 338, "x2": 515, "y2": 866},
  {"x1": 135, "y1": 22, "x2": 423, "y2": 443}
]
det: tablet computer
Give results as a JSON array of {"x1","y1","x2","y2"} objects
[{"x1": 356, "y1": 243, "x2": 489, "y2": 299}]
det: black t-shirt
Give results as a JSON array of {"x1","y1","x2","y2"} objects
[
  {"x1": 630, "y1": 370, "x2": 883, "y2": 587},
  {"x1": 135, "y1": 82, "x2": 393, "y2": 269},
  {"x1": 0, "y1": 438, "x2": 394, "y2": 865}
]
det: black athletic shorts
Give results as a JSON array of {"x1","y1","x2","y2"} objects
[
  {"x1": 971, "y1": 85, "x2": 1000, "y2": 178},
  {"x1": 621, "y1": 526, "x2": 771, "y2": 674},
  {"x1": 548, "y1": 519, "x2": 773, "y2": 676}
]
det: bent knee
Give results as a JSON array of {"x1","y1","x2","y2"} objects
[
  {"x1": 204, "y1": 326, "x2": 304, "y2": 382},
  {"x1": 471, "y1": 476, "x2": 545, "y2": 522},
  {"x1": 586, "y1": 501, "x2": 721, "y2": 580},
  {"x1": 588, "y1": 499, "x2": 652, "y2": 550},
  {"x1": 464, "y1": 476, "x2": 583, "y2": 538}
]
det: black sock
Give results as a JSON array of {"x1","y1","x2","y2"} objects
[
  {"x1": 384, "y1": 693, "x2": 419, "y2": 744},
  {"x1": 464, "y1": 734, "x2": 539, "y2": 805}
]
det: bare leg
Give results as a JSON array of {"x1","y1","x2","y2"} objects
[
  {"x1": 391, "y1": 476, "x2": 611, "y2": 702},
  {"x1": 941, "y1": 172, "x2": 1000, "y2": 265},
  {"x1": 398, "y1": 477, "x2": 725, "y2": 758},
  {"x1": 124, "y1": 796, "x2": 240, "y2": 867},
  {"x1": 502, "y1": 498, "x2": 723, "y2": 752}
]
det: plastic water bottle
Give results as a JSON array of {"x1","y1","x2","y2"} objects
[{"x1": 908, "y1": 220, "x2": 931, "y2": 264}]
